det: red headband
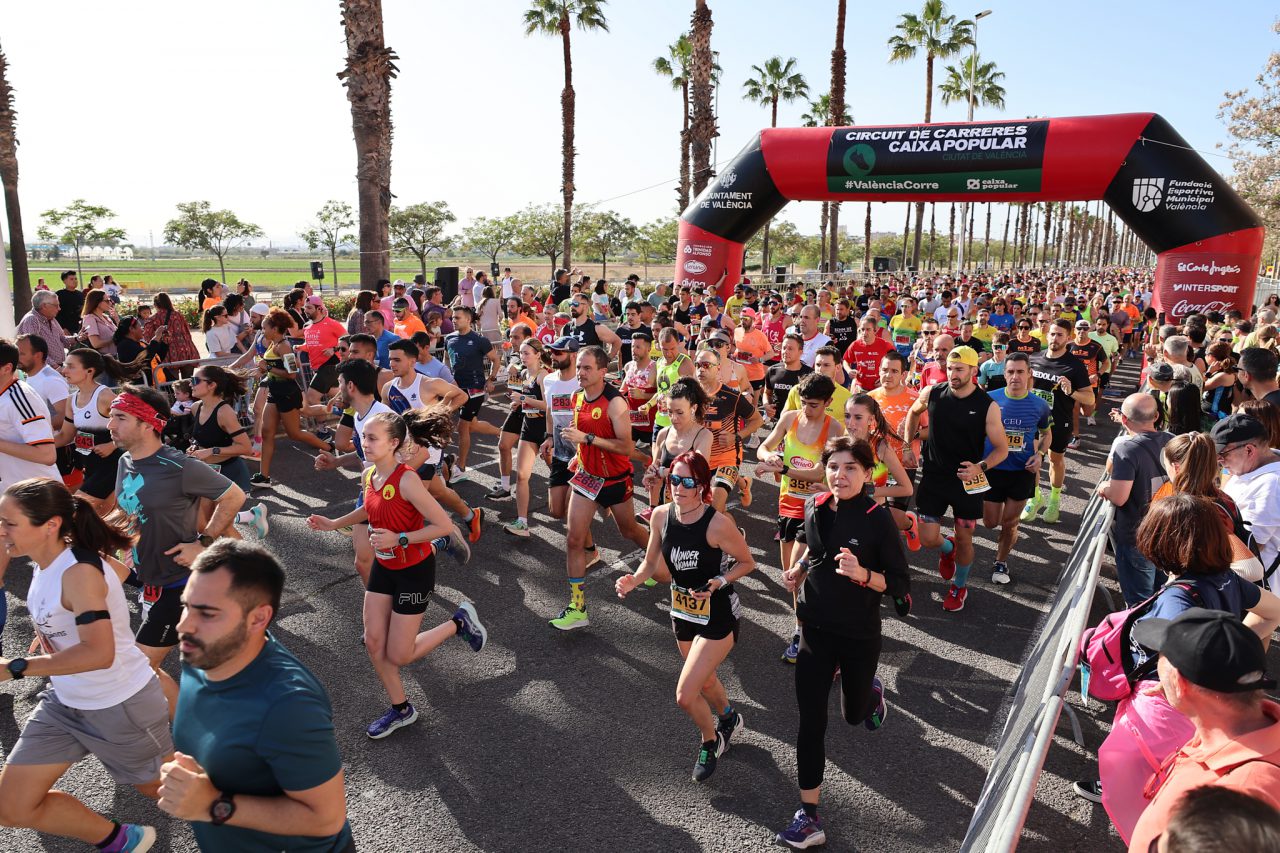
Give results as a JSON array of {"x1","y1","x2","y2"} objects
[{"x1": 110, "y1": 392, "x2": 168, "y2": 432}]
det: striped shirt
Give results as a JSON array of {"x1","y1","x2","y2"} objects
[{"x1": 0, "y1": 379, "x2": 61, "y2": 486}]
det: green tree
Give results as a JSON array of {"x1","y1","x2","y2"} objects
[
  {"x1": 888, "y1": 0, "x2": 974, "y2": 268},
  {"x1": 766, "y1": 220, "x2": 807, "y2": 267},
  {"x1": 742, "y1": 56, "x2": 808, "y2": 272},
  {"x1": 1220, "y1": 19, "x2": 1280, "y2": 267},
  {"x1": 827, "y1": 0, "x2": 848, "y2": 275},
  {"x1": 574, "y1": 208, "x2": 636, "y2": 278},
  {"x1": 38, "y1": 200, "x2": 126, "y2": 283},
  {"x1": 162, "y1": 201, "x2": 263, "y2": 286},
  {"x1": 524, "y1": 0, "x2": 609, "y2": 270},
  {"x1": 461, "y1": 215, "x2": 520, "y2": 273},
  {"x1": 388, "y1": 202, "x2": 456, "y2": 284},
  {"x1": 938, "y1": 53, "x2": 1006, "y2": 109},
  {"x1": 512, "y1": 203, "x2": 568, "y2": 279},
  {"x1": 338, "y1": 0, "x2": 398, "y2": 289},
  {"x1": 632, "y1": 217, "x2": 679, "y2": 282},
  {"x1": 299, "y1": 201, "x2": 356, "y2": 293},
  {"x1": 0, "y1": 42, "x2": 31, "y2": 315}
]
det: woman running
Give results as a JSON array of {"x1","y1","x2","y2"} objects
[
  {"x1": 252, "y1": 308, "x2": 332, "y2": 488},
  {"x1": 844, "y1": 394, "x2": 915, "y2": 530},
  {"x1": 487, "y1": 339, "x2": 546, "y2": 503},
  {"x1": 776, "y1": 436, "x2": 910, "y2": 850},
  {"x1": 0, "y1": 478, "x2": 170, "y2": 853},
  {"x1": 503, "y1": 340, "x2": 551, "y2": 537},
  {"x1": 307, "y1": 411, "x2": 487, "y2": 739},
  {"x1": 187, "y1": 364, "x2": 269, "y2": 540},
  {"x1": 616, "y1": 451, "x2": 755, "y2": 783},
  {"x1": 620, "y1": 329, "x2": 658, "y2": 458},
  {"x1": 57, "y1": 348, "x2": 132, "y2": 516},
  {"x1": 640, "y1": 377, "x2": 712, "y2": 524}
]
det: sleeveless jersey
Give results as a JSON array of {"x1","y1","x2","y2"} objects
[
  {"x1": 654, "y1": 353, "x2": 690, "y2": 429},
  {"x1": 923, "y1": 383, "x2": 993, "y2": 476},
  {"x1": 568, "y1": 318, "x2": 602, "y2": 349},
  {"x1": 621, "y1": 360, "x2": 657, "y2": 432},
  {"x1": 352, "y1": 400, "x2": 393, "y2": 462},
  {"x1": 778, "y1": 414, "x2": 836, "y2": 519},
  {"x1": 386, "y1": 373, "x2": 428, "y2": 414},
  {"x1": 72, "y1": 384, "x2": 111, "y2": 455},
  {"x1": 573, "y1": 385, "x2": 631, "y2": 480},
  {"x1": 362, "y1": 464, "x2": 432, "y2": 569},
  {"x1": 661, "y1": 503, "x2": 740, "y2": 623}
]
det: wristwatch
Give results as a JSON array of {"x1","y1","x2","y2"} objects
[
  {"x1": 198, "y1": 533, "x2": 215, "y2": 548},
  {"x1": 7, "y1": 658, "x2": 27, "y2": 679},
  {"x1": 210, "y1": 792, "x2": 236, "y2": 826},
  {"x1": 586, "y1": 434, "x2": 596, "y2": 446},
  {"x1": 979, "y1": 460, "x2": 989, "y2": 472},
  {"x1": 398, "y1": 532, "x2": 410, "y2": 549}
]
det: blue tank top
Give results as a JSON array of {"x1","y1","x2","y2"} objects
[{"x1": 986, "y1": 388, "x2": 1052, "y2": 471}]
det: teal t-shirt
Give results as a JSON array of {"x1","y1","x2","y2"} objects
[{"x1": 173, "y1": 636, "x2": 352, "y2": 853}]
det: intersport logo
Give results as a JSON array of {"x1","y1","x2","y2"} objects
[{"x1": 683, "y1": 260, "x2": 708, "y2": 275}]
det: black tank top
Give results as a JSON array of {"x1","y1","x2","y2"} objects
[
  {"x1": 923, "y1": 383, "x2": 992, "y2": 476},
  {"x1": 569, "y1": 319, "x2": 602, "y2": 349},
  {"x1": 661, "y1": 503, "x2": 732, "y2": 593},
  {"x1": 192, "y1": 401, "x2": 244, "y2": 450},
  {"x1": 521, "y1": 373, "x2": 544, "y2": 419},
  {"x1": 659, "y1": 427, "x2": 709, "y2": 469}
]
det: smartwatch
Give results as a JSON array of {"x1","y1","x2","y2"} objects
[
  {"x1": 979, "y1": 460, "x2": 989, "y2": 473},
  {"x1": 210, "y1": 792, "x2": 236, "y2": 826},
  {"x1": 7, "y1": 658, "x2": 27, "y2": 680},
  {"x1": 198, "y1": 534, "x2": 215, "y2": 548},
  {"x1": 586, "y1": 433, "x2": 596, "y2": 446},
  {"x1": 398, "y1": 532, "x2": 410, "y2": 549}
]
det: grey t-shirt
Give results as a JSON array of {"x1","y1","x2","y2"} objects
[
  {"x1": 116, "y1": 444, "x2": 234, "y2": 587},
  {"x1": 1109, "y1": 430, "x2": 1174, "y2": 546}
]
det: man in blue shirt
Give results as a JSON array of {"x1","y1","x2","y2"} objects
[
  {"x1": 981, "y1": 351, "x2": 1052, "y2": 586},
  {"x1": 363, "y1": 310, "x2": 400, "y2": 369},
  {"x1": 409, "y1": 331, "x2": 455, "y2": 383},
  {"x1": 445, "y1": 306, "x2": 501, "y2": 479},
  {"x1": 160, "y1": 540, "x2": 352, "y2": 853}
]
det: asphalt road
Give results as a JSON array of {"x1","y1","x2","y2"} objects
[{"x1": 0, "y1": 365, "x2": 1195, "y2": 852}]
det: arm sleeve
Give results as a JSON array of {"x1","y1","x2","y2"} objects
[
  {"x1": 183, "y1": 457, "x2": 236, "y2": 500},
  {"x1": 257, "y1": 690, "x2": 344, "y2": 792}
]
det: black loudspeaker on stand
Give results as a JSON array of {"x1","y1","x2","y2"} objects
[{"x1": 434, "y1": 266, "x2": 460, "y2": 303}]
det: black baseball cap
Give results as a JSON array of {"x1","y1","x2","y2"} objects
[
  {"x1": 548, "y1": 336, "x2": 580, "y2": 352},
  {"x1": 1149, "y1": 362, "x2": 1175, "y2": 382},
  {"x1": 1132, "y1": 608, "x2": 1277, "y2": 694},
  {"x1": 1210, "y1": 413, "x2": 1268, "y2": 453}
]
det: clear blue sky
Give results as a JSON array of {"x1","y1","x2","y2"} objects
[{"x1": 0, "y1": 0, "x2": 1274, "y2": 247}]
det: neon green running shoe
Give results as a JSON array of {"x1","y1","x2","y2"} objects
[
  {"x1": 550, "y1": 605, "x2": 590, "y2": 631},
  {"x1": 643, "y1": 578, "x2": 658, "y2": 588},
  {"x1": 1042, "y1": 498, "x2": 1061, "y2": 524},
  {"x1": 1020, "y1": 493, "x2": 1043, "y2": 523}
]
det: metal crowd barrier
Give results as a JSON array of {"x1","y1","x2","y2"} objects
[{"x1": 960, "y1": 492, "x2": 1116, "y2": 852}]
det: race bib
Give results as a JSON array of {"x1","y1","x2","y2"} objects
[
  {"x1": 963, "y1": 470, "x2": 992, "y2": 494},
  {"x1": 670, "y1": 584, "x2": 711, "y2": 625},
  {"x1": 1006, "y1": 432, "x2": 1025, "y2": 453},
  {"x1": 468, "y1": 388, "x2": 486, "y2": 399},
  {"x1": 629, "y1": 407, "x2": 651, "y2": 427},
  {"x1": 207, "y1": 463, "x2": 221, "y2": 474},
  {"x1": 569, "y1": 468, "x2": 606, "y2": 501},
  {"x1": 75, "y1": 430, "x2": 94, "y2": 456},
  {"x1": 712, "y1": 465, "x2": 740, "y2": 488},
  {"x1": 550, "y1": 394, "x2": 572, "y2": 413},
  {"x1": 894, "y1": 333, "x2": 911, "y2": 345}
]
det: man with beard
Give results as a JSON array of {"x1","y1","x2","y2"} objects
[
  {"x1": 161, "y1": 540, "x2": 352, "y2": 852},
  {"x1": 565, "y1": 293, "x2": 621, "y2": 366},
  {"x1": 1023, "y1": 320, "x2": 1093, "y2": 524}
]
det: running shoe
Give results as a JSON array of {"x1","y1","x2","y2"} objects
[
  {"x1": 249, "y1": 473, "x2": 273, "y2": 489},
  {"x1": 337, "y1": 525, "x2": 354, "y2": 537},
  {"x1": 864, "y1": 676, "x2": 888, "y2": 730},
  {"x1": 717, "y1": 711, "x2": 745, "y2": 755},
  {"x1": 503, "y1": 519, "x2": 531, "y2": 537},
  {"x1": 453, "y1": 601, "x2": 487, "y2": 652},
  {"x1": 991, "y1": 561, "x2": 1011, "y2": 585},
  {"x1": 366, "y1": 704, "x2": 418, "y2": 739},
  {"x1": 777, "y1": 809, "x2": 826, "y2": 849},
  {"x1": 445, "y1": 523, "x2": 472, "y2": 565},
  {"x1": 1020, "y1": 493, "x2": 1043, "y2": 523},
  {"x1": 782, "y1": 632, "x2": 801, "y2": 664},
  {"x1": 485, "y1": 485, "x2": 514, "y2": 502},
  {"x1": 691, "y1": 732, "x2": 724, "y2": 783},
  {"x1": 902, "y1": 510, "x2": 922, "y2": 551},
  {"x1": 1042, "y1": 498, "x2": 1061, "y2": 525},
  {"x1": 1086, "y1": 415, "x2": 1097, "y2": 427},
  {"x1": 1067, "y1": 435, "x2": 1081, "y2": 450},
  {"x1": 550, "y1": 605, "x2": 589, "y2": 631},
  {"x1": 1073, "y1": 779, "x2": 1103, "y2": 803},
  {"x1": 451, "y1": 467, "x2": 471, "y2": 484},
  {"x1": 103, "y1": 824, "x2": 156, "y2": 853},
  {"x1": 642, "y1": 578, "x2": 658, "y2": 588},
  {"x1": 942, "y1": 584, "x2": 968, "y2": 613},
  {"x1": 315, "y1": 427, "x2": 335, "y2": 443},
  {"x1": 467, "y1": 507, "x2": 484, "y2": 543},
  {"x1": 636, "y1": 507, "x2": 654, "y2": 526},
  {"x1": 250, "y1": 503, "x2": 270, "y2": 539},
  {"x1": 938, "y1": 535, "x2": 956, "y2": 581},
  {"x1": 584, "y1": 547, "x2": 602, "y2": 571}
]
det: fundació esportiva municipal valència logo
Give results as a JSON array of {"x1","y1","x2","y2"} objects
[{"x1": 1132, "y1": 177, "x2": 1165, "y2": 213}]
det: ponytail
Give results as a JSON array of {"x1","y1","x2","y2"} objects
[
  {"x1": 402, "y1": 404, "x2": 456, "y2": 451},
  {"x1": 75, "y1": 496, "x2": 134, "y2": 555},
  {"x1": 3, "y1": 478, "x2": 133, "y2": 556}
]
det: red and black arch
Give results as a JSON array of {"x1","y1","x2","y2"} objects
[{"x1": 676, "y1": 113, "x2": 1263, "y2": 319}]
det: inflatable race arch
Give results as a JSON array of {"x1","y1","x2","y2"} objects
[{"x1": 675, "y1": 113, "x2": 1264, "y2": 320}]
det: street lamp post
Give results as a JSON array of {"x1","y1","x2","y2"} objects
[{"x1": 956, "y1": 9, "x2": 991, "y2": 276}]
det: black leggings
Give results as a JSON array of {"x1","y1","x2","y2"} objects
[{"x1": 795, "y1": 623, "x2": 883, "y2": 791}]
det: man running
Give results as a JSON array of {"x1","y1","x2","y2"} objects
[
  {"x1": 982, "y1": 352, "x2": 1052, "y2": 585},
  {"x1": 565, "y1": 293, "x2": 621, "y2": 364},
  {"x1": 445, "y1": 306, "x2": 502, "y2": 480},
  {"x1": 1023, "y1": 320, "x2": 1093, "y2": 524},
  {"x1": 765, "y1": 334, "x2": 812, "y2": 422},
  {"x1": 902, "y1": 347, "x2": 1007, "y2": 613},
  {"x1": 696, "y1": 344, "x2": 764, "y2": 513},
  {"x1": 648, "y1": 327, "x2": 695, "y2": 433},
  {"x1": 529, "y1": 336, "x2": 591, "y2": 546},
  {"x1": 551, "y1": 345, "x2": 649, "y2": 630},
  {"x1": 1067, "y1": 318, "x2": 1108, "y2": 446},
  {"x1": 842, "y1": 315, "x2": 894, "y2": 392}
]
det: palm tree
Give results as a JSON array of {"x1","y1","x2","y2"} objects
[
  {"x1": 742, "y1": 56, "x2": 808, "y2": 271},
  {"x1": 654, "y1": 35, "x2": 721, "y2": 214},
  {"x1": 338, "y1": 0, "x2": 398, "y2": 289},
  {"x1": 689, "y1": 0, "x2": 716, "y2": 197},
  {"x1": 801, "y1": 94, "x2": 852, "y2": 271},
  {"x1": 828, "y1": 0, "x2": 848, "y2": 277},
  {"x1": 0, "y1": 42, "x2": 30, "y2": 315},
  {"x1": 937, "y1": 53, "x2": 1006, "y2": 110},
  {"x1": 524, "y1": 0, "x2": 609, "y2": 270},
  {"x1": 887, "y1": 0, "x2": 974, "y2": 270}
]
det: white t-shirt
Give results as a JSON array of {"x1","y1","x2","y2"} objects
[
  {"x1": 24, "y1": 364, "x2": 70, "y2": 417},
  {"x1": 204, "y1": 323, "x2": 238, "y2": 355},
  {"x1": 500, "y1": 277, "x2": 515, "y2": 300},
  {"x1": 1223, "y1": 458, "x2": 1280, "y2": 595},
  {"x1": 0, "y1": 379, "x2": 61, "y2": 485},
  {"x1": 472, "y1": 281, "x2": 486, "y2": 308},
  {"x1": 800, "y1": 332, "x2": 832, "y2": 367}
]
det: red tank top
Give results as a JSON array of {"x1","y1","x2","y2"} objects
[
  {"x1": 363, "y1": 464, "x2": 432, "y2": 569},
  {"x1": 573, "y1": 385, "x2": 632, "y2": 480}
]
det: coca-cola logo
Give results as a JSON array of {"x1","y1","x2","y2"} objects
[
  {"x1": 1170, "y1": 299, "x2": 1231, "y2": 316},
  {"x1": 683, "y1": 260, "x2": 708, "y2": 275}
]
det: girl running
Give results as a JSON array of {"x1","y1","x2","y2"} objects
[
  {"x1": 252, "y1": 308, "x2": 332, "y2": 488},
  {"x1": 503, "y1": 340, "x2": 551, "y2": 537},
  {"x1": 186, "y1": 364, "x2": 269, "y2": 540},
  {"x1": 616, "y1": 451, "x2": 755, "y2": 783},
  {"x1": 57, "y1": 348, "x2": 133, "y2": 516},
  {"x1": 844, "y1": 394, "x2": 916, "y2": 534},
  {"x1": 640, "y1": 377, "x2": 711, "y2": 525},
  {"x1": 307, "y1": 411, "x2": 487, "y2": 739}
]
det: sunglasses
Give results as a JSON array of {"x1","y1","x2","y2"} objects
[
  {"x1": 922, "y1": 331, "x2": 938, "y2": 336},
  {"x1": 668, "y1": 473, "x2": 700, "y2": 490},
  {"x1": 1018, "y1": 325, "x2": 1031, "y2": 330},
  {"x1": 191, "y1": 376, "x2": 208, "y2": 386}
]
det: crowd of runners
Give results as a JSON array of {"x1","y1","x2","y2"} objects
[{"x1": 1, "y1": 266, "x2": 1278, "y2": 851}]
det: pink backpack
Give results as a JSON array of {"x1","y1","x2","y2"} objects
[{"x1": 1079, "y1": 582, "x2": 1201, "y2": 702}]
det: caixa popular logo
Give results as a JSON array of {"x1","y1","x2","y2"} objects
[
  {"x1": 683, "y1": 260, "x2": 708, "y2": 275},
  {"x1": 1132, "y1": 177, "x2": 1165, "y2": 213}
]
